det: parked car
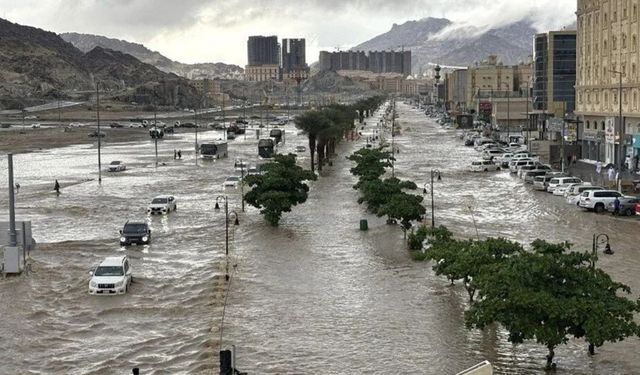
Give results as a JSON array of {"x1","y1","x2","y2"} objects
[
  {"x1": 606, "y1": 197, "x2": 640, "y2": 216},
  {"x1": 533, "y1": 175, "x2": 555, "y2": 191},
  {"x1": 109, "y1": 122, "x2": 124, "y2": 128},
  {"x1": 523, "y1": 170, "x2": 550, "y2": 184},
  {"x1": 31, "y1": 123, "x2": 41, "y2": 128},
  {"x1": 636, "y1": 201, "x2": 640, "y2": 215},
  {"x1": 295, "y1": 146, "x2": 306, "y2": 153},
  {"x1": 223, "y1": 176, "x2": 242, "y2": 188},
  {"x1": 482, "y1": 149, "x2": 504, "y2": 160},
  {"x1": 509, "y1": 159, "x2": 536, "y2": 173},
  {"x1": 470, "y1": 160, "x2": 501, "y2": 172},
  {"x1": 564, "y1": 182, "x2": 604, "y2": 197},
  {"x1": 547, "y1": 177, "x2": 582, "y2": 193},
  {"x1": 147, "y1": 195, "x2": 177, "y2": 214},
  {"x1": 119, "y1": 221, "x2": 151, "y2": 246},
  {"x1": 88, "y1": 255, "x2": 132, "y2": 295},
  {"x1": 517, "y1": 164, "x2": 545, "y2": 179},
  {"x1": 578, "y1": 190, "x2": 626, "y2": 212},
  {"x1": 108, "y1": 160, "x2": 126, "y2": 172}
]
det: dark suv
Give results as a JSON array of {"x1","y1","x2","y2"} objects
[{"x1": 119, "y1": 221, "x2": 151, "y2": 246}]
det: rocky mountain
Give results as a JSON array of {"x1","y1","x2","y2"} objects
[
  {"x1": 0, "y1": 18, "x2": 200, "y2": 107},
  {"x1": 61, "y1": 32, "x2": 243, "y2": 79},
  {"x1": 352, "y1": 17, "x2": 537, "y2": 72}
]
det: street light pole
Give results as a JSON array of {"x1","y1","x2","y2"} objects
[
  {"x1": 215, "y1": 196, "x2": 239, "y2": 281},
  {"x1": 423, "y1": 170, "x2": 442, "y2": 228},
  {"x1": 153, "y1": 94, "x2": 158, "y2": 168},
  {"x1": 96, "y1": 83, "x2": 102, "y2": 183},
  {"x1": 588, "y1": 232, "x2": 613, "y2": 355},
  {"x1": 609, "y1": 70, "x2": 625, "y2": 177}
]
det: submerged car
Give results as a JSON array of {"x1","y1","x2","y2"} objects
[
  {"x1": 119, "y1": 221, "x2": 151, "y2": 246},
  {"x1": 88, "y1": 255, "x2": 132, "y2": 295},
  {"x1": 108, "y1": 160, "x2": 126, "y2": 172},
  {"x1": 223, "y1": 176, "x2": 242, "y2": 188},
  {"x1": 147, "y1": 195, "x2": 177, "y2": 214}
]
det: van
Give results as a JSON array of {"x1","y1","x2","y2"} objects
[
  {"x1": 522, "y1": 170, "x2": 550, "y2": 184},
  {"x1": 470, "y1": 160, "x2": 500, "y2": 172},
  {"x1": 547, "y1": 177, "x2": 582, "y2": 193},
  {"x1": 509, "y1": 159, "x2": 536, "y2": 173},
  {"x1": 533, "y1": 175, "x2": 554, "y2": 191}
]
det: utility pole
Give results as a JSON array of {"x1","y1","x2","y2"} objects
[
  {"x1": 152, "y1": 91, "x2": 159, "y2": 168},
  {"x1": 8, "y1": 154, "x2": 17, "y2": 247},
  {"x1": 222, "y1": 85, "x2": 227, "y2": 141},
  {"x1": 96, "y1": 83, "x2": 102, "y2": 184},
  {"x1": 507, "y1": 87, "x2": 510, "y2": 140},
  {"x1": 194, "y1": 108, "x2": 198, "y2": 166},
  {"x1": 526, "y1": 82, "x2": 530, "y2": 151}
]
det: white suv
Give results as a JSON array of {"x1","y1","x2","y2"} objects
[
  {"x1": 547, "y1": 177, "x2": 582, "y2": 193},
  {"x1": 578, "y1": 190, "x2": 626, "y2": 212},
  {"x1": 147, "y1": 195, "x2": 177, "y2": 214},
  {"x1": 89, "y1": 256, "x2": 132, "y2": 295},
  {"x1": 470, "y1": 160, "x2": 501, "y2": 172}
]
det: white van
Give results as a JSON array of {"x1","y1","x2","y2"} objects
[
  {"x1": 470, "y1": 160, "x2": 501, "y2": 172},
  {"x1": 547, "y1": 177, "x2": 582, "y2": 193},
  {"x1": 509, "y1": 159, "x2": 537, "y2": 173}
]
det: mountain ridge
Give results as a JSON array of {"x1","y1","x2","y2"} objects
[
  {"x1": 352, "y1": 17, "x2": 537, "y2": 72},
  {"x1": 60, "y1": 32, "x2": 243, "y2": 79}
]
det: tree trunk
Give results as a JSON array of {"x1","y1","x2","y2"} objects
[
  {"x1": 545, "y1": 345, "x2": 556, "y2": 370},
  {"x1": 588, "y1": 343, "x2": 595, "y2": 355},
  {"x1": 464, "y1": 276, "x2": 475, "y2": 302},
  {"x1": 308, "y1": 136, "x2": 316, "y2": 172},
  {"x1": 316, "y1": 141, "x2": 324, "y2": 172}
]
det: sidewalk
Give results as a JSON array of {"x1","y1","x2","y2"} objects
[{"x1": 569, "y1": 160, "x2": 640, "y2": 194}]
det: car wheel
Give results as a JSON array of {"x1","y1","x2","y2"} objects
[
  {"x1": 594, "y1": 203, "x2": 605, "y2": 213},
  {"x1": 174, "y1": 205, "x2": 177, "y2": 211},
  {"x1": 625, "y1": 208, "x2": 633, "y2": 216},
  {"x1": 484, "y1": 168, "x2": 488, "y2": 172},
  {"x1": 496, "y1": 167, "x2": 501, "y2": 171}
]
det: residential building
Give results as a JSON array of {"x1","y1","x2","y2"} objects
[
  {"x1": 318, "y1": 50, "x2": 412, "y2": 77},
  {"x1": 282, "y1": 38, "x2": 309, "y2": 81},
  {"x1": 246, "y1": 35, "x2": 280, "y2": 81},
  {"x1": 576, "y1": 0, "x2": 640, "y2": 165},
  {"x1": 533, "y1": 31, "x2": 576, "y2": 116},
  {"x1": 445, "y1": 69, "x2": 468, "y2": 113}
]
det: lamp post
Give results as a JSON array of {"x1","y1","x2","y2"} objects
[
  {"x1": 153, "y1": 90, "x2": 158, "y2": 168},
  {"x1": 215, "y1": 196, "x2": 240, "y2": 281},
  {"x1": 194, "y1": 107, "x2": 199, "y2": 166},
  {"x1": 237, "y1": 159, "x2": 246, "y2": 212},
  {"x1": 609, "y1": 69, "x2": 625, "y2": 176},
  {"x1": 96, "y1": 83, "x2": 102, "y2": 183},
  {"x1": 423, "y1": 169, "x2": 442, "y2": 228},
  {"x1": 588, "y1": 233, "x2": 614, "y2": 355}
]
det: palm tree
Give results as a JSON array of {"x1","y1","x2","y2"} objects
[{"x1": 294, "y1": 110, "x2": 331, "y2": 172}]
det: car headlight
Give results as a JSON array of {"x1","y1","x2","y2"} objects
[
  {"x1": 115, "y1": 280, "x2": 124, "y2": 287},
  {"x1": 120, "y1": 237, "x2": 126, "y2": 242},
  {"x1": 142, "y1": 236, "x2": 148, "y2": 242},
  {"x1": 90, "y1": 281, "x2": 97, "y2": 287}
]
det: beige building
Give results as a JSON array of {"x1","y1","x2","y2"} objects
[
  {"x1": 245, "y1": 64, "x2": 280, "y2": 81},
  {"x1": 576, "y1": 0, "x2": 640, "y2": 164}
]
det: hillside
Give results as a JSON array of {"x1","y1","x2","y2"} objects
[
  {"x1": 352, "y1": 17, "x2": 536, "y2": 72},
  {"x1": 61, "y1": 32, "x2": 243, "y2": 79},
  {"x1": 0, "y1": 18, "x2": 200, "y2": 108}
]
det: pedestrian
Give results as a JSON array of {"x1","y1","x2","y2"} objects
[
  {"x1": 174, "y1": 149, "x2": 177, "y2": 159},
  {"x1": 15, "y1": 183, "x2": 20, "y2": 193},
  {"x1": 634, "y1": 154, "x2": 640, "y2": 172},
  {"x1": 625, "y1": 155, "x2": 631, "y2": 171},
  {"x1": 572, "y1": 154, "x2": 577, "y2": 164},
  {"x1": 613, "y1": 196, "x2": 621, "y2": 216},
  {"x1": 177, "y1": 150, "x2": 182, "y2": 159},
  {"x1": 54, "y1": 179, "x2": 60, "y2": 194},
  {"x1": 596, "y1": 160, "x2": 602, "y2": 175},
  {"x1": 608, "y1": 166, "x2": 615, "y2": 181}
]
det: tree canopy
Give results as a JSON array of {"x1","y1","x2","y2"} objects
[{"x1": 243, "y1": 154, "x2": 317, "y2": 226}]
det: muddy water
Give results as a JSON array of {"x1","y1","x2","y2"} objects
[{"x1": 0, "y1": 105, "x2": 639, "y2": 374}]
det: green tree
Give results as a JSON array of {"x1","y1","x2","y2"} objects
[
  {"x1": 347, "y1": 147, "x2": 392, "y2": 189},
  {"x1": 376, "y1": 192, "x2": 425, "y2": 237},
  {"x1": 465, "y1": 240, "x2": 640, "y2": 370},
  {"x1": 294, "y1": 110, "x2": 331, "y2": 172},
  {"x1": 243, "y1": 154, "x2": 317, "y2": 226},
  {"x1": 358, "y1": 177, "x2": 417, "y2": 213}
]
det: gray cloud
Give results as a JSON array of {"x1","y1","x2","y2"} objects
[{"x1": 1, "y1": 0, "x2": 575, "y2": 64}]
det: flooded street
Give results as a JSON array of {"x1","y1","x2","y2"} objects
[{"x1": 1, "y1": 103, "x2": 640, "y2": 374}]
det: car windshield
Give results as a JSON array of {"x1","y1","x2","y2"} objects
[
  {"x1": 123, "y1": 223, "x2": 147, "y2": 233},
  {"x1": 226, "y1": 177, "x2": 239, "y2": 181},
  {"x1": 152, "y1": 198, "x2": 168, "y2": 204},
  {"x1": 110, "y1": 161, "x2": 120, "y2": 165},
  {"x1": 94, "y1": 266, "x2": 124, "y2": 276}
]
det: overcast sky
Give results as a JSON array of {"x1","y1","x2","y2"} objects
[{"x1": 1, "y1": 0, "x2": 576, "y2": 66}]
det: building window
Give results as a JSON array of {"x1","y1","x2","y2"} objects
[
  {"x1": 634, "y1": 92, "x2": 638, "y2": 109},
  {"x1": 614, "y1": 11, "x2": 617, "y2": 21},
  {"x1": 633, "y1": 35, "x2": 638, "y2": 51},
  {"x1": 586, "y1": 121, "x2": 590, "y2": 129},
  {"x1": 623, "y1": 34, "x2": 627, "y2": 49},
  {"x1": 635, "y1": 5, "x2": 638, "y2": 21},
  {"x1": 602, "y1": 121, "x2": 606, "y2": 131}
]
